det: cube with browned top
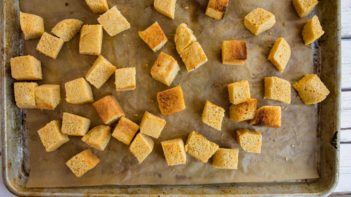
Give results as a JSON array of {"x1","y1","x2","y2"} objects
[
  {"x1": 20, "y1": 12, "x2": 44, "y2": 40},
  {"x1": 10, "y1": 55, "x2": 42, "y2": 80},
  {"x1": 185, "y1": 131, "x2": 219, "y2": 163},
  {"x1": 251, "y1": 106, "x2": 281, "y2": 128},
  {"x1": 151, "y1": 52, "x2": 180, "y2": 86},
  {"x1": 37, "y1": 120, "x2": 69, "y2": 152},
  {"x1": 82, "y1": 125, "x2": 111, "y2": 151},
  {"x1": 85, "y1": 0, "x2": 109, "y2": 14},
  {"x1": 14, "y1": 82, "x2": 38, "y2": 109},
  {"x1": 140, "y1": 111, "x2": 166, "y2": 139},
  {"x1": 205, "y1": 0, "x2": 229, "y2": 20},
  {"x1": 79, "y1": 25, "x2": 103, "y2": 55},
  {"x1": 157, "y1": 85, "x2": 186, "y2": 116},
  {"x1": 61, "y1": 112, "x2": 91, "y2": 136},
  {"x1": 229, "y1": 98, "x2": 257, "y2": 122},
  {"x1": 66, "y1": 149, "x2": 100, "y2": 177},
  {"x1": 93, "y1": 95, "x2": 125, "y2": 124},
  {"x1": 112, "y1": 117, "x2": 139, "y2": 145},
  {"x1": 36, "y1": 32, "x2": 64, "y2": 59},
  {"x1": 65, "y1": 78, "x2": 94, "y2": 104},
  {"x1": 264, "y1": 76, "x2": 291, "y2": 104},
  {"x1": 212, "y1": 148, "x2": 239, "y2": 169},
  {"x1": 244, "y1": 8, "x2": 276, "y2": 36},
  {"x1": 35, "y1": 84, "x2": 61, "y2": 110},
  {"x1": 222, "y1": 40, "x2": 247, "y2": 65},
  {"x1": 97, "y1": 6, "x2": 131, "y2": 37},
  {"x1": 161, "y1": 138, "x2": 186, "y2": 166},
  {"x1": 139, "y1": 22, "x2": 168, "y2": 52},
  {"x1": 85, "y1": 55, "x2": 116, "y2": 89},
  {"x1": 236, "y1": 129, "x2": 262, "y2": 154},
  {"x1": 115, "y1": 67, "x2": 136, "y2": 91},
  {"x1": 202, "y1": 100, "x2": 225, "y2": 131},
  {"x1": 129, "y1": 133, "x2": 154, "y2": 163},
  {"x1": 228, "y1": 80, "x2": 251, "y2": 105}
]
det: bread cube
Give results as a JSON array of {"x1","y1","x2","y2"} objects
[
  {"x1": 151, "y1": 52, "x2": 180, "y2": 86},
  {"x1": 251, "y1": 106, "x2": 281, "y2": 128},
  {"x1": 268, "y1": 37, "x2": 291, "y2": 72},
  {"x1": 36, "y1": 32, "x2": 64, "y2": 59},
  {"x1": 35, "y1": 84, "x2": 61, "y2": 110},
  {"x1": 115, "y1": 67, "x2": 136, "y2": 91},
  {"x1": 10, "y1": 55, "x2": 42, "y2": 80},
  {"x1": 205, "y1": 0, "x2": 229, "y2": 20},
  {"x1": 140, "y1": 112, "x2": 166, "y2": 138},
  {"x1": 244, "y1": 8, "x2": 276, "y2": 36},
  {"x1": 79, "y1": 25, "x2": 103, "y2": 55},
  {"x1": 185, "y1": 131, "x2": 219, "y2": 163},
  {"x1": 222, "y1": 40, "x2": 247, "y2": 65},
  {"x1": 293, "y1": 74, "x2": 330, "y2": 105},
  {"x1": 97, "y1": 6, "x2": 131, "y2": 37},
  {"x1": 112, "y1": 117, "x2": 139, "y2": 145},
  {"x1": 154, "y1": 0, "x2": 176, "y2": 19},
  {"x1": 93, "y1": 95, "x2": 125, "y2": 124},
  {"x1": 129, "y1": 133, "x2": 154, "y2": 163},
  {"x1": 85, "y1": 0, "x2": 109, "y2": 14},
  {"x1": 138, "y1": 22, "x2": 168, "y2": 52},
  {"x1": 174, "y1": 23, "x2": 196, "y2": 53},
  {"x1": 179, "y1": 41, "x2": 208, "y2": 72},
  {"x1": 157, "y1": 85, "x2": 186, "y2": 116},
  {"x1": 236, "y1": 129, "x2": 262, "y2": 154},
  {"x1": 293, "y1": 0, "x2": 318, "y2": 18},
  {"x1": 64, "y1": 78, "x2": 94, "y2": 104},
  {"x1": 66, "y1": 149, "x2": 100, "y2": 177},
  {"x1": 212, "y1": 148, "x2": 239, "y2": 169},
  {"x1": 37, "y1": 120, "x2": 69, "y2": 152},
  {"x1": 228, "y1": 80, "x2": 251, "y2": 105},
  {"x1": 302, "y1": 16, "x2": 324, "y2": 45},
  {"x1": 14, "y1": 82, "x2": 38, "y2": 109},
  {"x1": 61, "y1": 112, "x2": 91, "y2": 136},
  {"x1": 82, "y1": 125, "x2": 111, "y2": 151},
  {"x1": 202, "y1": 100, "x2": 225, "y2": 131},
  {"x1": 85, "y1": 55, "x2": 116, "y2": 89},
  {"x1": 264, "y1": 76, "x2": 291, "y2": 104},
  {"x1": 51, "y1": 19, "x2": 83, "y2": 42},
  {"x1": 20, "y1": 12, "x2": 44, "y2": 40},
  {"x1": 229, "y1": 98, "x2": 257, "y2": 122},
  {"x1": 161, "y1": 138, "x2": 186, "y2": 166}
]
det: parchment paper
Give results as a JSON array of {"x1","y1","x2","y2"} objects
[{"x1": 20, "y1": 0, "x2": 320, "y2": 188}]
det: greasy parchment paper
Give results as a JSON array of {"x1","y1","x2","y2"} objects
[{"x1": 20, "y1": 0, "x2": 320, "y2": 188}]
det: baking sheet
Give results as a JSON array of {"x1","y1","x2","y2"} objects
[{"x1": 19, "y1": 0, "x2": 320, "y2": 188}]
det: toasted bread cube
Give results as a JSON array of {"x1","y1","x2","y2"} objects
[
  {"x1": 35, "y1": 84, "x2": 61, "y2": 110},
  {"x1": 140, "y1": 112, "x2": 166, "y2": 138},
  {"x1": 85, "y1": 55, "x2": 116, "y2": 89},
  {"x1": 10, "y1": 55, "x2": 42, "y2": 80},
  {"x1": 205, "y1": 0, "x2": 229, "y2": 20},
  {"x1": 82, "y1": 125, "x2": 111, "y2": 151},
  {"x1": 129, "y1": 133, "x2": 154, "y2": 163},
  {"x1": 154, "y1": 0, "x2": 176, "y2": 19},
  {"x1": 174, "y1": 23, "x2": 196, "y2": 53},
  {"x1": 14, "y1": 82, "x2": 38, "y2": 109},
  {"x1": 236, "y1": 129, "x2": 262, "y2": 154},
  {"x1": 66, "y1": 149, "x2": 100, "y2": 177},
  {"x1": 112, "y1": 117, "x2": 139, "y2": 145},
  {"x1": 293, "y1": 0, "x2": 318, "y2": 18},
  {"x1": 20, "y1": 12, "x2": 44, "y2": 40},
  {"x1": 36, "y1": 32, "x2": 64, "y2": 59},
  {"x1": 264, "y1": 77, "x2": 291, "y2": 104},
  {"x1": 79, "y1": 25, "x2": 103, "y2": 55},
  {"x1": 293, "y1": 74, "x2": 330, "y2": 105},
  {"x1": 229, "y1": 98, "x2": 257, "y2": 122},
  {"x1": 244, "y1": 8, "x2": 276, "y2": 36},
  {"x1": 202, "y1": 100, "x2": 225, "y2": 131},
  {"x1": 51, "y1": 19, "x2": 83, "y2": 42},
  {"x1": 115, "y1": 67, "x2": 136, "y2": 91},
  {"x1": 268, "y1": 37, "x2": 291, "y2": 72},
  {"x1": 151, "y1": 52, "x2": 180, "y2": 86},
  {"x1": 185, "y1": 131, "x2": 219, "y2": 163},
  {"x1": 179, "y1": 41, "x2": 208, "y2": 72},
  {"x1": 161, "y1": 138, "x2": 186, "y2": 166},
  {"x1": 93, "y1": 95, "x2": 125, "y2": 124},
  {"x1": 251, "y1": 106, "x2": 281, "y2": 128},
  {"x1": 97, "y1": 6, "x2": 131, "y2": 37},
  {"x1": 61, "y1": 112, "x2": 91, "y2": 136},
  {"x1": 228, "y1": 80, "x2": 251, "y2": 105},
  {"x1": 138, "y1": 22, "x2": 168, "y2": 52},
  {"x1": 302, "y1": 16, "x2": 324, "y2": 45},
  {"x1": 65, "y1": 78, "x2": 94, "y2": 104},
  {"x1": 212, "y1": 148, "x2": 239, "y2": 169},
  {"x1": 85, "y1": 0, "x2": 109, "y2": 14},
  {"x1": 157, "y1": 85, "x2": 186, "y2": 116},
  {"x1": 37, "y1": 120, "x2": 69, "y2": 152},
  {"x1": 222, "y1": 40, "x2": 247, "y2": 65}
]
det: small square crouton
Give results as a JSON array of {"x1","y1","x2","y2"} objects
[
  {"x1": 293, "y1": 0, "x2": 318, "y2": 18},
  {"x1": 212, "y1": 148, "x2": 239, "y2": 169},
  {"x1": 37, "y1": 120, "x2": 69, "y2": 152},
  {"x1": 85, "y1": 0, "x2": 109, "y2": 14},
  {"x1": 236, "y1": 129, "x2": 262, "y2": 154},
  {"x1": 112, "y1": 117, "x2": 139, "y2": 145},
  {"x1": 138, "y1": 22, "x2": 168, "y2": 52},
  {"x1": 157, "y1": 85, "x2": 186, "y2": 116},
  {"x1": 93, "y1": 95, "x2": 125, "y2": 124},
  {"x1": 293, "y1": 74, "x2": 330, "y2": 105},
  {"x1": 140, "y1": 111, "x2": 166, "y2": 138},
  {"x1": 115, "y1": 67, "x2": 136, "y2": 91},
  {"x1": 202, "y1": 100, "x2": 225, "y2": 131},
  {"x1": 129, "y1": 133, "x2": 154, "y2": 163},
  {"x1": 36, "y1": 32, "x2": 64, "y2": 59},
  {"x1": 205, "y1": 0, "x2": 229, "y2": 20},
  {"x1": 264, "y1": 77, "x2": 291, "y2": 104},
  {"x1": 251, "y1": 106, "x2": 281, "y2": 128},
  {"x1": 79, "y1": 25, "x2": 103, "y2": 55},
  {"x1": 85, "y1": 55, "x2": 116, "y2": 89},
  {"x1": 179, "y1": 41, "x2": 208, "y2": 72},
  {"x1": 61, "y1": 112, "x2": 91, "y2": 136},
  {"x1": 51, "y1": 19, "x2": 84, "y2": 42},
  {"x1": 302, "y1": 16, "x2": 325, "y2": 45},
  {"x1": 82, "y1": 125, "x2": 111, "y2": 151},
  {"x1": 35, "y1": 84, "x2": 61, "y2": 110},
  {"x1": 20, "y1": 12, "x2": 44, "y2": 40},
  {"x1": 229, "y1": 98, "x2": 257, "y2": 122},
  {"x1": 154, "y1": 0, "x2": 176, "y2": 19},
  {"x1": 228, "y1": 80, "x2": 251, "y2": 105},
  {"x1": 97, "y1": 6, "x2": 131, "y2": 37},
  {"x1": 66, "y1": 149, "x2": 100, "y2": 177},
  {"x1": 14, "y1": 82, "x2": 38, "y2": 109},
  {"x1": 161, "y1": 138, "x2": 186, "y2": 166},
  {"x1": 222, "y1": 40, "x2": 247, "y2": 65},
  {"x1": 185, "y1": 131, "x2": 219, "y2": 163},
  {"x1": 10, "y1": 55, "x2": 42, "y2": 80},
  {"x1": 65, "y1": 78, "x2": 94, "y2": 104},
  {"x1": 174, "y1": 23, "x2": 197, "y2": 53},
  {"x1": 151, "y1": 52, "x2": 180, "y2": 86},
  {"x1": 268, "y1": 37, "x2": 291, "y2": 72},
  {"x1": 244, "y1": 8, "x2": 276, "y2": 36}
]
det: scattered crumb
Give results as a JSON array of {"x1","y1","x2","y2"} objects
[
  {"x1": 184, "y1": 6, "x2": 189, "y2": 10},
  {"x1": 285, "y1": 157, "x2": 289, "y2": 161},
  {"x1": 65, "y1": 2, "x2": 69, "y2": 6}
]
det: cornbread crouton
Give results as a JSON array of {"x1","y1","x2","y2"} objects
[
  {"x1": 79, "y1": 25, "x2": 103, "y2": 55},
  {"x1": 64, "y1": 78, "x2": 94, "y2": 104},
  {"x1": 66, "y1": 149, "x2": 100, "y2": 177},
  {"x1": 112, "y1": 117, "x2": 139, "y2": 145},
  {"x1": 161, "y1": 138, "x2": 186, "y2": 166},
  {"x1": 51, "y1": 19, "x2": 83, "y2": 42},
  {"x1": 93, "y1": 95, "x2": 125, "y2": 124},
  {"x1": 115, "y1": 67, "x2": 136, "y2": 91},
  {"x1": 85, "y1": 55, "x2": 116, "y2": 89},
  {"x1": 205, "y1": 0, "x2": 229, "y2": 20},
  {"x1": 174, "y1": 23, "x2": 196, "y2": 53},
  {"x1": 97, "y1": 6, "x2": 131, "y2": 37},
  {"x1": 293, "y1": 0, "x2": 318, "y2": 18},
  {"x1": 151, "y1": 52, "x2": 180, "y2": 86},
  {"x1": 20, "y1": 12, "x2": 44, "y2": 40},
  {"x1": 185, "y1": 131, "x2": 219, "y2": 163},
  {"x1": 157, "y1": 85, "x2": 186, "y2": 116},
  {"x1": 82, "y1": 125, "x2": 111, "y2": 151},
  {"x1": 228, "y1": 80, "x2": 251, "y2": 105},
  {"x1": 268, "y1": 37, "x2": 291, "y2": 72},
  {"x1": 222, "y1": 40, "x2": 247, "y2": 65},
  {"x1": 236, "y1": 129, "x2": 262, "y2": 154},
  {"x1": 37, "y1": 120, "x2": 69, "y2": 152},
  {"x1": 129, "y1": 133, "x2": 154, "y2": 163},
  {"x1": 212, "y1": 148, "x2": 239, "y2": 169},
  {"x1": 202, "y1": 100, "x2": 225, "y2": 131},
  {"x1": 264, "y1": 77, "x2": 291, "y2": 104},
  {"x1": 138, "y1": 22, "x2": 168, "y2": 52},
  {"x1": 293, "y1": 74, "x2": 330, "y2": 104},
  {"x1": 251, "y1": 106, "x2": 281, "y2": 128},
  {"x1": 244, "y1": 8, "x2": 276, "y2": 36},
  {"x1": 229, "y1": 98, "x2": 257, "y2": 122},
  {"x1": 35, "y1": 84, "x2": 61, "y2": 110},
  {"x1": 10, "y1": 55, "x2": 42, "y2": 80},
  {"x1": 85, "y1": 0, "x2": 109, "y2": 14},
  {"x1": 302, "y1": 16, "x2": 324, "y2": 45},
  {"x1": 154, "y1": 0, "x2": 176, "y2": 19},
  {"x1": 14, "y1": 82, "x2": 38, "y2": 109},
  {"x1": 36, "y1": 32, "x2": 64, "y2": 59},
  {"x1": 140, "y1": 111, "x2": 166, "y2": 139},
  {"x1": 61, "y1": 112, "x2": 91, "y2": 136}
]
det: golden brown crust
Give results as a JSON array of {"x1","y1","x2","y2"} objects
[
  {"x1": 157, "y1": 85, "x2": 186, "y2": 116},
  {"x1": 229, "y1": 98, "x2": 257, "y2": 122},
  {"x1": 222, "y1": 40, "x2": 247, "y2": 65},
  {"x1": 139, "y1": 22, "x2": 168, "y2": 51},
  {"x1": 251, "y1": 106, "x2": 281, "y2": 128},
  {"x1": 93, "y1": 95, "x2": 125, "y2": 124},
  {"x1": 208, "y1": 0, "x2": 229, "y2": 12}
]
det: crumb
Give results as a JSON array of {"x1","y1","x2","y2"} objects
[
  {"x1": 184, "y1": 6, "x2": 189, "y2": 9},
  {"x1": 65, "y1": 2, "x2": 69, "y2": 6},
  {"x1": 285, "y1": 157, "x2": 289, "y2": 161}
]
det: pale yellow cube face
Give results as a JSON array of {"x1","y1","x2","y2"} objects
[
  {"x1": 185, "y1": 131, "x2": 219, "y2": 163},
  {"x1": 268, "y1": 37, "x2": 291, "y2": 72},
  {"x1": 251, "y1": 106, "x2": 281, "y2": 128},
  {"x1": 79, "y1": 25, "x2": 103, "y2": 55},
  {"x1": 222, "y1": 40, "x2": 247, "y2": 65},
  {"x1": 129, "y1": 133, "x2": 154, "y2": 163},
  {"x1": 65, "y1": 78, "x2": 94, "y2": 104},
  {"x1": 20, "y1": 12, "x2": 44, "y2": 40},
  {"x1": 139, "y1": 22, "x2": 168, "y2": 52},
  {"x1": 229, "y1": 98, "x2": 257, "y2": 122},
  {"x1": 174, "y1": 23, "x2": 196, "y2": 53},
  {"x1": 14, "y1": 82, "x2": 38, "y2": 109},
  {"x1": 236, "y1": 129, "x2": 262, "y2": 154},
  {"x1": 151, "y1": 52, "x2": 180, "y2": 86},
  {"x1": 302, "y1": 16, "x2": 324, "y2": 45},
  {"x1": 154, "y1": 0, "x2": 176, "y2": 19},
  {"x1": 293, "y1": 0, "x2": 318, "y2": 18},
  {"x1": 157, "y1": 85, "x2": 186, "y2": 116},
  {"x1": 61, "y1": 112, "x2": 91, "y2": 136},
  {"x1": 205, "y1": 0, "x2": 229, "y2": 20},
  {"x1": 212, "y1": 148, "x2": 239, "y2": 169},
  {"x1": 264, "y1": 77, "x2": 291, "y2": 104},
  {"x1": 93, "y1": 95, "x2": 125, "y2": 124},
  {"x1": 112, "y1": 117, "x2": 139, "y2": 145},
  {"x1": 35, "y1": 84, "x2": 61, "y2": 110},
  {"x1": 10, "y1": 55, "x2": 42, "y2": 80},
  {"x1": 97, "y1": 6, "x2": 131, "y2": 37},
  {"x1": 140, "y1": 112, "x2": 166, "y2": 139},
  {"x1": 179, "y1": 41, "x2": 208, "y2": 72},
  {"x1": 51, "y1": 19, "x2": 84, "y2": 42},
  {"x1": 82, "y1": 125, "x2": 111, "y2": 151},
  {"x1": 36, "y1": 32, "x2": 64, "y2": 59},
  {"x1": 202, "y1": 100, "x2": 225, "y2": 131},
  {"x1": 85, "y1": 55, "x2": 116, "y2": 89},
  {"x1": 66, "y1": 149, "x2": 100, "y2": 177},
  {"x1": 244, "y1": 8, "x2": 276, "y2": 35},
  {"x1": 85, "y1": 0, "x2": 109, "y2": 14},
  {"x1": 37, "y1": 120, "x2": 69, "y2": 152},
  {"x1": 228, "y1": 80, "x2": 251, "y2": 105},
  {"x1": 115, "y1": 67, "x2": 136, "y2": 91},
  {"x1": 161, "y1": 138, "x2": 186, "y2": 166}
]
